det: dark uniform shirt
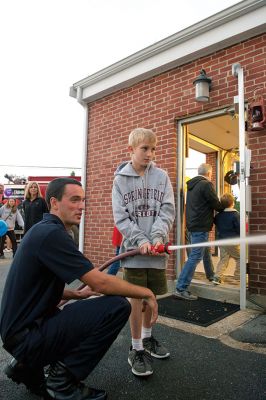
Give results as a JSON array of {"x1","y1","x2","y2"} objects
[{"x1": 0, "y1": 213, "x2": 93, "y2": 342}]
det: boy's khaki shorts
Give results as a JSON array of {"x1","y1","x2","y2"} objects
[{"x1": 124, "y1": 268, "x2": 167, "y2": 295}]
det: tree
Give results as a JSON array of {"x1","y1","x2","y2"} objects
[{"x1": 4, "y1": 174, "x2": 27, "y2": 184}]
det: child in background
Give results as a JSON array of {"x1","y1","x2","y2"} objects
[
  {"x1": 108, "y1": 162, "x2": 128, "y2": 276},
  {"x1": 213, "y1": 193, "x2": 240, "y2": 285},
  {"x1": 0, "y1": 198, "x2": 24, "y2": 258},
  {"x1": 108, "y1": 226, "x2": 122, "y2": 275},
  {"x1": 112, "y1": 127, "x2": 175, "y2": 377}
]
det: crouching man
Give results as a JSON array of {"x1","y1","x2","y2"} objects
[{"x1": 0, "y1": 178, "x2": 158, "y2": 400}]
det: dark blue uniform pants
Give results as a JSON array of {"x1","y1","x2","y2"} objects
[{"x1": 12, "y1": 296, "x2": 131, "y2": 380}]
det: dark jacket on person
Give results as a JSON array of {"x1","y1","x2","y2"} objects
[
  {"x1": 214, "y1": 208, "x2": 240, "y2": 239},
  {"x1": 23, "y1": 197, "x2": 49, "y2": 233},
  {"x1": 186, "y1": 175, "x2": 223, "y2": 232}
]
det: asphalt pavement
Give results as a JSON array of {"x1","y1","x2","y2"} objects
[{"x1": 0, "y1": 258, "x2": 266, "y2": 400}]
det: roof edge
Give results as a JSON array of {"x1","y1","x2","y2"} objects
[{"x1": 70, "y1": 0, "x2": 266, "y2": 101}]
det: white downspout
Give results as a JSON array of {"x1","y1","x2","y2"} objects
[
  {"x1": 232, "y1": 63, "x2": 246, "y2": 310},
  {"x1": 76, "y1": 86, "x2": 88, "y2": 253}
]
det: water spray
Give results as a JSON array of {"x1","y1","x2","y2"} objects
[{"x1": 152, "y1": 234, "x2": 266, "y2": 254}]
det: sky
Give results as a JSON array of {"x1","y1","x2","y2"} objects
[{"x1": 0, "y1": 0, "x2": 241, "y2": 183}]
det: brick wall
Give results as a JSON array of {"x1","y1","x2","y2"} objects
[
  {"x1": 84, "y1": 34, "x2": 266, "y2": 292},
  {"x1": 247, "y1": 129, "x2": 266, "y2": 295}
]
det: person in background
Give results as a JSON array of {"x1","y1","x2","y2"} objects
[
  {"x1": 184, "y1": 176, "x2": 215, "y2": 282},
  {"x1": 112, "y1": 128, "x2": 175, "y2": 377},
  {"x1": 23, "y1": 181, "x2": 48, "y2": 233},
  {"x1": 4, "y1": 236, "x2": 13, "y2": 253},
  {"x1": 0, "y1": 183, "x2": 4, "y2": 206},
  {"x1": 213, "y1": 193, "x2": 240, "y2": 284},
  {"x1": 67, "y1": 224, "x2": 79, "y2": 247},
  {"x1": 108, "y1": 162, "x2": 128, "y2": 276},
  {"x1": 107, "y1": 226, "x2": 123, "y2": 275},
  {"x1": 175, "y1": 163, "x2": 223, "y2": 300},
  {"x1": 185, "y1": 228, "x2": 216, "y2": 282},
  {"x1": 0, "y1": 198, "x2": 24, "y2": 258}
]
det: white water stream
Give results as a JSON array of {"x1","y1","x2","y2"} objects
[{"x1": 168, "y1": 234, "x2": 266, "y2": 251}]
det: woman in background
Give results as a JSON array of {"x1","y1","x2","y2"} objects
[
  {"x1": 23, "y1": 181, "x2": 48, "y2": 233},
  {"x1": 0, "y1": 198, "x2": 24, "y2": 258}
]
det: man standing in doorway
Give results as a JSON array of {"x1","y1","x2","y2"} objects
[{"x1": 175, "y1": 163, "x2": 223, "y2": 300}]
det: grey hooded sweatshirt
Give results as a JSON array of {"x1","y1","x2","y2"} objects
[{"x1": 112, "y1": 161, "x2": 175, "y2": 269}]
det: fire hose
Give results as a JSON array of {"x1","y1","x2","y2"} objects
[
  {"x1": 59, "y1": 233, "x2": 266, "y2": 307},
  {"x1": 59, "y1": 245, "x2": 170, "y2": 307}
]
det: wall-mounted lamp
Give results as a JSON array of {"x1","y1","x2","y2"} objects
[
  {"x1": 248, "y1": 92, "x2": 266, "y2": 131},
  {"x1": 193, "y1": 69, "x2": 212, "y2": 102}
]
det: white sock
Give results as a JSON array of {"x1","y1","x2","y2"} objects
[
  {"x1": 132, "y1": 338, "x2": 144, "y2": 351},
  {"x1": 141, "y1": 327, "x2": 152, "y2": 339}
]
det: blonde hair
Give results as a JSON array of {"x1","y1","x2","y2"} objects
[
  {"x1": 24, "y1": 181, "x2": 43, "y2": 200},
  {"x1": 6, "y1": 198, "x2": 17, "y2": 213},
  {"x1": 128, "y1": 128, "x2": 157, "y2": 148},
  {"x1": 220, "y1": 193, "x2": 234, "y2": 208}
]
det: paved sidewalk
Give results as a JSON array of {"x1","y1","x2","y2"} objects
[{"x1": 1, "y1": 258, "x2": 266, "y2": 400}]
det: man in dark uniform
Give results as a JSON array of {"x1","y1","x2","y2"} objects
[{"x1": 0, "y1": 178, "x2": 158, "y2": 400}]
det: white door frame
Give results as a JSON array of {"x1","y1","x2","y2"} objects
[{"x1": 176, "y1": 107, "x2": 245, "y2": 305}]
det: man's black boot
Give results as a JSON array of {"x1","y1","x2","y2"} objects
[
  {"x1": 45, "y1": 361, "x2": 107, "y2": 400},
  {"x1": 4, "y1": 357, "x2": 46, "y2": 396}
]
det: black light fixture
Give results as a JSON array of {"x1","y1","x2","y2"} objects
[{"x1": 193, "y1": 69, "x2": 212, "y2": 102}]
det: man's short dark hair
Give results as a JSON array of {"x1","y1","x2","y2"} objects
[{"x1": 46, "y1": 178, "x2": 82, "y2": 210}]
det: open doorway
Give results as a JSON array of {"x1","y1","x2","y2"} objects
[{"x1": 177, "y1": 110, "x2": 240, "y2": 290}]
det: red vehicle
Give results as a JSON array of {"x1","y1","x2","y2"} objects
[
  {"x1": 1, "y1": 176, "x2": 81, "y2": 203},
  {"x1": 1, "y1": 176, "x2": 81, "y2": 245}
]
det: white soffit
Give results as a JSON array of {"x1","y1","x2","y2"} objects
[{"x1": 70, "y1": 0, "x2": 266, "y2": 103}]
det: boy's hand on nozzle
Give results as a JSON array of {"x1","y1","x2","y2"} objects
[
  {"x1": 139, "y1": 242, "x2": 152, "y2": 254},
  {"x1": 140, "y1": 242, "x2": 172, "y2": 255},
  {"x1": 151, "y1": 242, "x2": 165, "y2": 255},
  {"x1": 150, "y1": 242, "x2": 172, "y2": 254}
]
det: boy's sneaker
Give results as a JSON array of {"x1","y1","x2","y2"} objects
[
  {"x1": 143, "y1": 336, "x2": 170, "y2": 359},
  {"x1": 128, "y1": 347, "x2": 153, "y2": 376},
  {"x1": 174, "y1": 289, "x2": 198, "y2": 301},
  {"x1": 212, "y1": 276, "x2": 221, "y2": 285}
]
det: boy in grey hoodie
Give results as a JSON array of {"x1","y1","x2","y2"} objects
[{"x1": 112, "y1": 128, "x2": 175, "y2": 377}]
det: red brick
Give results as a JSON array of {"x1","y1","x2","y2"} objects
[{"x1": 83, "y1": 34, "x2": 266, "y2": 293}]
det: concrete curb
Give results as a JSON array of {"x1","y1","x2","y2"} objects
[{"x1": 157, "y1": 309, "x2": 266, "y2": 354}]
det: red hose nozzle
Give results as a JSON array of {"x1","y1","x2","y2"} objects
[{"x1": 150, "y1": 242, "x2": 172, "y2": 254}]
